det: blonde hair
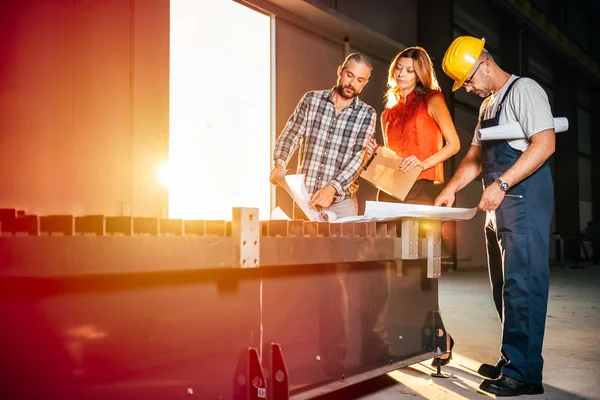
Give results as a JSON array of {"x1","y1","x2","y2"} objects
[{"x1": 384, "y1": 46, "x2": 440, "y2": 108}]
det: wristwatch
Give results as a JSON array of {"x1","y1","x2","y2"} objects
[{"x1": 495, "y1": 178, "x2": 509, "y2": 192}]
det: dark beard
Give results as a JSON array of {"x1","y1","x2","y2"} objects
[{"x1": 336, "y1": 84, "x2": 357, "y2": 99}]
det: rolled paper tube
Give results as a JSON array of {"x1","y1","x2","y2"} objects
[{"x1": 477, "y1": 117, "x2": 568, "y2": 141}]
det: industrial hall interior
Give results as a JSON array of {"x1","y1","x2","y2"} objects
[{"x1": 1, "y1": 0, "x2": 600, "y2": 399}]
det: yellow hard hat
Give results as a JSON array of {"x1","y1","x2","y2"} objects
[{"x1": 442, "y1": 36, "x2": 486, "y2": 91}]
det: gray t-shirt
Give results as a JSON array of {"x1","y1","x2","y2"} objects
[{"x1": 472, "y1": 75, "x2": 554, "y2": 151}]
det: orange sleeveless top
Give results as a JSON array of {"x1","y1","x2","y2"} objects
[{"x1": 381, "y1": 90, "x2": 444, "y2": 184}]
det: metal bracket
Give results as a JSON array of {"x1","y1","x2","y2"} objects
[
  {"x1": 249, "y1": 348, "x2": 267, "y2": 399},
  {"x1": 401, "y1": 218, "x2": 419, "y2": 259},
  {"x1": 269, "y1": 343, "x2": 289, "y2": 400},
  {"x1": 232, "y1": 207, "x2": 260, "y2": 268},
  {"x1": 425, "y1": 220, "x2": 442, "y2": 279},
  {"x1": 421, "y1": 310, "x2": 448, "y2": 354},
  {"x1": 234, "y1": 347, "x2": 267, "y2": 400},
  {"x1": 421, "y1": 310, "x2": 453, "y2": 379}
]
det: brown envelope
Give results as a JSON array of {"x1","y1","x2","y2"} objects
[{"x1": 359, "y1": 146, "x2": 422, "y2": 201}]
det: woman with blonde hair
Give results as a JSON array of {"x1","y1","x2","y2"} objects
[
  {"x1": 370, "y1": 46, "x2": 460, "y2": 205},
  {"x1": 368, "y1": 46, "x2": 460, "y2": 366}
]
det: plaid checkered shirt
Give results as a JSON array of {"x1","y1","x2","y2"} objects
[{"x1": 273, "y1": 88, "x2": 376, "y2": 202}]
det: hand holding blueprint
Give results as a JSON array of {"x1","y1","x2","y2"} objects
[
  {"x1": 477, "y1": 117, "x2": 568, "y2": 141},
  {"x1": 273, "y1": 170, "x2": 321, "y2": 221},
  {"x1": 360, "y1": 146, "x2": 422, "y2": 201},
  {"x1": 273, "y1": 171, "x2": 477, "y2": 223},
  {"x1": 342, "y1": 201, "x2": 478, "y2": 222}
]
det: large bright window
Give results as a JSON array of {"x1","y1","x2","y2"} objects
[{"x1": 167, "y1": 0, "x2": 271, "y2": 220}]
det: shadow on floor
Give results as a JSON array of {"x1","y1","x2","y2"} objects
[{"x1": 313, "y1": 353, "x2": 589, "y2": 400}]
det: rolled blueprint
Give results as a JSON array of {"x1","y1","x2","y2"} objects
[
  {"x1": 317, "y1": 210, "x2": 338, "y2": 222},
  {"x1": 477, "y1": 117, "x2": 568, "y2": 141},
  {"x1": 269, "y1": 205, "x2": 339, "y2": 222}
]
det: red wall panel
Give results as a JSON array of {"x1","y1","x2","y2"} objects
[
  {"x1": 131, "y1": 0, "x2": 169, "y2": 218},
  {"x1": 0, "y1": 0, "x2": 75, "y2": 214},
  {"x1": 0, "y1": 0, "x2": 169, "y2": 217},
  {"x1": 72, "y1": 0, "x2": 133, "y2": 215}
]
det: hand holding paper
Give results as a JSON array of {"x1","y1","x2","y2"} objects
[
  {"x1": 310, "y1": 184, "x2": 336, "y2": 209},
  {"x1": 272, "y1": 170, "x2": 477, "y2": 224},
  {"x1": 273, "y1": 170, "x2": 321, "y2": 221},
  {"x1": 334, "y1": 201, "x2": 477, "y2": 223},
  {"x1": 366, "y1": 137, "x2": 379, "y2": 157},
  {"x1": 400, "y1": 155, "x2": 424, "y2": 173},
  {"x1": 360, "y1": 146, "x2": 422, "y2": 201}
]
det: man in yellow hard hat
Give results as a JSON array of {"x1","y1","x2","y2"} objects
[{"x1": 435, "y1": 36, "x2": 557, "y2": 396}]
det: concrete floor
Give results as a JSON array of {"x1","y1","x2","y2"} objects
[{"x1": 316, "y1": 262, "x2": 600, "y2": 399}]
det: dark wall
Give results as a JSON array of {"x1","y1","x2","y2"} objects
[
  {"x1": 335, "y1": 0, "x2": 417, "y2": 46},
  {"x1": 274, "y1": 19, "x2": 344, "y2": 217},
  {"x1": 553, "y1": 62, "x2": 581, "y2": 234}
]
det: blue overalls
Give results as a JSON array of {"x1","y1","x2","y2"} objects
[{"x1": 480, "y1": 78, "x2": 554, "y2": 384}]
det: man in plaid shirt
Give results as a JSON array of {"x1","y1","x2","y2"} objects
[{"x1": 269, "y1": 53, "x2": 377, "y2": 219}]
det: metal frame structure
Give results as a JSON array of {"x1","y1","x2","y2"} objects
[{"x1": 0, "y1": 207, "x2": 451, "y2": 399}]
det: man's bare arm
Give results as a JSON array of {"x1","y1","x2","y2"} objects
[
  {"x1": 498, "y1": 129, "x2": 555, "y2": 187},
  {"x1": 434, "y1": 145, "x2": 482, "y2": 207},
  {"x1": 445, "y1": 145, "x2": 483, "y2": 193}
]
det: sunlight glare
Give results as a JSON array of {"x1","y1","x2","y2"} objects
[{"x1": 169, "y1": 0, "x2": 271, "y2": 220}]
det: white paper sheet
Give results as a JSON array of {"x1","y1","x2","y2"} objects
[
  {"x1": 325, "y1": 202, "x2": 477, "y2": 223},
  {"x1": 356, "y1": 201, "x2": 478, "y2": 221},
  {"x1": 477, "y1": 117, "x2": 568, "y2": 141},
  {"x1": 273, "y1": 171, "x2": 478, "y2": 223},
  {"x1": 273, "y1": 171, "x2": 321, "y2": 221}
]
